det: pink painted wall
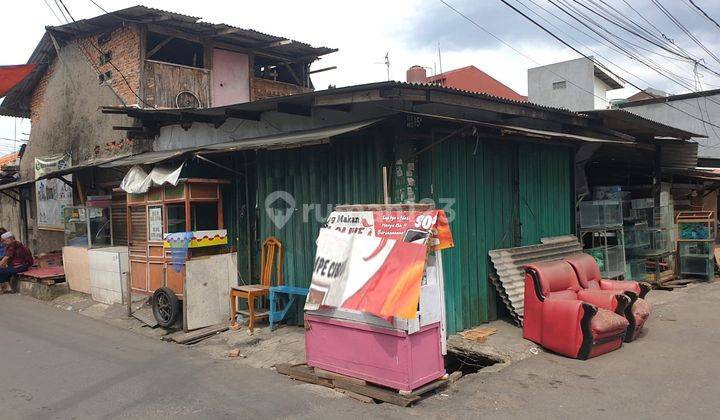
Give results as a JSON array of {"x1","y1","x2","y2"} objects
[{"x1": 211, "y1": 48, "x2": 250, "y2": 107}]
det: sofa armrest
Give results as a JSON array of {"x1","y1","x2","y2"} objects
[
  {"x1": 578, "y1": 289, "x2": 629, "y2": 315},
  {"x1": 540, "y1": 299, "x2": 595, "y2": 358},
  {"x1": 599, "y1": 279, "x2": 642, "y2": 295}
]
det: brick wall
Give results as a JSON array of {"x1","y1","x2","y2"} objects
[
  {"x1": 20, "y1": 25, "x2": 145, "y2": 252},
  {"x1": 74, "y1": 25, "x2": 142, "y2": 105},
  {"x1": 30, "y1": 25, "x2": 142, "y2": 127}
]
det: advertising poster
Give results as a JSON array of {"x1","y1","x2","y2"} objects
[
  {"x1": 35, "y1": 153, "x2": 73, "y2": 231},
  {"x1": 305, "y1": 228, "x2": 428, "y2": 320},
  {"x1": 324, "y1": 209, "x2": 454, "y2": 251}
]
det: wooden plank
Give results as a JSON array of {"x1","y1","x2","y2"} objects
[
  {"x1": 147, "y1": 36, "x2": 175, "y2": 58},
  {"x1": 409, "y1": 377, "x2": 450, "y2": 397},
  {"x1": 338, "y1": 389, "x2": 375, "y2": 404},
  {"x1": 168, "y1": 323, "x2": 228, "y2": 344},
  {"x1": 314, "y1": 368, "x2": 366, "y2": 386},
  {"x1": 332, "y1": 378, "x2": 420, "y2": 407},
  {"x1": 276, "y1": 364, "x2": 333, "y2": 387}
]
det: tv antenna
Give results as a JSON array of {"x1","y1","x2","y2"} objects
[{"x1": 374, "y1": 52, "x2": 390, "y2": 81}]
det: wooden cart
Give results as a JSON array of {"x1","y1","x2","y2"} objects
[{"x1": 126, "y1": 178, "x2": 230, "y2": 327}]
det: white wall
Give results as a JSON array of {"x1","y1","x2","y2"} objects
[
  {"x1": 528, "y1": 57, "x2": 596, "y2": 111},
  {"x1": 622, "y1": 94, "x2": 720, "y2": 158}
]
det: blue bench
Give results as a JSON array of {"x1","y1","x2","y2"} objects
[{"x1": 269, "y1": 286, "x2": 309, "y2": 330}]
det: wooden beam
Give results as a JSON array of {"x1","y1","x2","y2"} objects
[
  {"x1": 308, "y1": 66, "x2": 337, "y2": 74},
  {"x1": 225, "y1": 109, "x2": 263, "y2": 121},
  {"x1": 283, "y1": 63, "x2": 301, "y2": 85},
  {"x1": 276, "y1": 102, "x2": 312, "y2": 117},
  {"x1": 146, "y1": 36, "x2": 175, "y2": 58}
]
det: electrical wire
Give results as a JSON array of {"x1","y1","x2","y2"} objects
[
  {"x1": 52, "y1": 0, "x2": 70, "y2": 23},
  {"x1": 55, "y1": 0, "x2": 155, "y2": 108},
  {"x1": 540, "y1": 0, "x2": 720, "y2": 95},
  {"x1": 686, "y1": 0, "x2": 720, "y2": 31},
  {"x1": 486, "y1": 0, "x2": 720, "y2": 130},
  {"x1": 650, "y1": 0, "x2": 720, "y2": 66},
  {"x1": 42, "y1": 0, "x2": 64, "y2": 25},
  {"x1": 538, "y1": 0, "x2": 720, "y2": 114},
  {"x1": 88, "y1": 0, "x2": 109, "y2": 14}
]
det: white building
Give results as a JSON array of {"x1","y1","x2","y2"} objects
[
  {"x1": 528, "y1": 57, "x2": 624, "y2": 111},
  {"x1": 618, "y1": 89, "x2": 720, "y2": 160}
]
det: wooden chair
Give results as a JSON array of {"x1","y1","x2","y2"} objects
[{"x1": 230, "y1": 237, "x2": 282, "y2": 333}]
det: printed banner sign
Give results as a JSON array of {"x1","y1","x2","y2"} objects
[
  {"x1": 324, "y1": 209, "x2": 454, "y2": 251},
  {"x1": 35, "y1": 153, "x2": 73, "y2": 231},
  {"x1": 305, "y1": 228, "x2": 428, "y2": 319}
]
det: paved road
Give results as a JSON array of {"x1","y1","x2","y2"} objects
[
  {"x1": 1, "y1": 282, "x2": 719, "y2": 419},
  {"x1": 0, "y1": 295, "x2": 380, "y2": 420}
]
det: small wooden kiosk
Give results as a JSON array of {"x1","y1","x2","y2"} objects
[{"x1": 126, "y1": 178, "x2": 230, "y2": 327}]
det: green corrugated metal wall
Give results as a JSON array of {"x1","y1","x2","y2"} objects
[
  {"x1": 253, "y1": 130, "x2": 572, "y2": 334},
  {"x1": 419, "y1": 136, "x2": 573, "y2": 334},
  {"x1": 425, "y1": 138, "x2": 519, "y2": 333},
  {"x1": 518, "y1": 143, "x2": 573, "y2": 246},
  {"x1": 256, "y1": 135, "x2": 389, "y2": 287}
]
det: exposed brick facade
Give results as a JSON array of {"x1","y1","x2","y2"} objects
[{"x1": 75, "y1": 25, "x2": 142, "y2": 106}]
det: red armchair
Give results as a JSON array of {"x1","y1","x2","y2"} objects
[
  {"x1": 523, "y1": 261, "x2": 629, "y2": 359},
  {"x1": 565, "y1": 253, "x2": 652, "y2": 342}
]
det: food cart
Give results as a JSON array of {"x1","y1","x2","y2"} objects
[
  {"x1": 304, "y1": 204, "x2": 453, "y2": 393},
  {"x1": 126, "y1": 177, "x2": 230, "y2": 329}
]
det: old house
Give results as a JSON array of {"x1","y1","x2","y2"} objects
[{"x1": 0, "y1": 5, "x2": 334, "y2": 252}]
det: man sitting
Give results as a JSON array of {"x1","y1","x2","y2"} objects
[{"x1": 0, "y1": 232, "x2": 33, "y2": 294}]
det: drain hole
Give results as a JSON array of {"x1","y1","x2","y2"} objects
[{"x1": 444, "y1": 350, "x2": 500, "y2": 375}]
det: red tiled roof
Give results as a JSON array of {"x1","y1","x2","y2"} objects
[
  {"x1": 0, "y1": 152, "x2": 19, "y2": 169},
  {"x1": 426, "y1": 65, "x2": 527, "y2": 102}
]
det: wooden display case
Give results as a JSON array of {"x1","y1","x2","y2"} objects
[{"x1": 126, "y1": 178, "x2": 229, "y2": 299}]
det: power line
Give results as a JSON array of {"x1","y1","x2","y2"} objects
[
  {"x1": 650, "y1": 0, "x2": 720, "y2": 67},
  {"x1": 687, "y1": 0, "x2": 720, "y2": 32},
  {"x1": 52, "y1": 0, "x2": 70, "y2": 23},
  {"x1": 545, "y1": 0, "x2": 720, "y2": 94},
  {"x1": 517, "y1": 0, "x2": 720, "y2": 94},
  {"x1": 42, "y1": 0, "x2": 64, "y2": 25},
  {"x1": 88, "y1": 0, "x2": 109, "y2": 14},
  {"x1": 489, "y1": 0, "x2": 720, "y2": 130}
]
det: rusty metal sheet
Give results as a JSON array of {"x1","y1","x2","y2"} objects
[{"x1": 488, "y1": 235, "x2": 583, "y2": 325}]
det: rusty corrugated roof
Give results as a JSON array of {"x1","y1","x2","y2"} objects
[
  {"x1": 0, "y1": 5, "x2": 336, "y2": 118},
  {"x1": 488, "y1": 236, "x2": 583, "y2": 326}
]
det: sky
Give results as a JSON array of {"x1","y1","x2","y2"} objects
[{"x1": 2, "y1": 0, "x2": 720, "y2": 152}]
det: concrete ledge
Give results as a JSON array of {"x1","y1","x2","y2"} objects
[{"x1": 18, "y1": 280, "x2": 69, "y2": 301}]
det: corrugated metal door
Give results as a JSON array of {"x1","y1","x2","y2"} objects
[
  {"x1": 422, "y1": 136, "x2": 573, "y2": 334},
  {"x1": 256, "y1": 135, "x2": 389, "y2": 288},
  {"x1": 518, "y1": 143, "x2": 573, "y2": 245},
  {"x1": 429, "y1": 137, "x2": 519, "y2": 334}
]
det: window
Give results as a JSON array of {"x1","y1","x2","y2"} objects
[
  {"x1": 146, "y1": 32, "x2": 204, "y2": 68},
  {"x1": 552, "y1": 80, "x2": 567, "y2": 90},
  {"x1": 166, "y1": 204, "x2": 186, "y2": 233},
  {"x1": 190, "y1": 203, "x2": 218, "y2": 231}
]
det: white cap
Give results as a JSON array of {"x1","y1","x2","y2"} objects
[{"x1": 1, "y1": 231, "x2": 14, "y2": 240}]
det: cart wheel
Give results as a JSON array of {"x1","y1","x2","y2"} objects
[{"x1": 152, "y1": 287, "x2": 180, "y2": 328}]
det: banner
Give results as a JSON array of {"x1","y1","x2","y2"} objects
[
  {"x1": 324, "y1": 209, "x2": 454, "y2": 251},
  {"x1": 305, "y1": 228, "x2": 428, "y2": 320},
  {"x1": 35, "y1": 153, "x2": 73, "y2": 231}
]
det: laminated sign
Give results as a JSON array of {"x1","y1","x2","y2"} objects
[
  {"x1": 305, "y1": 209, "x2": 454, "y2": 319},
  {"x1": 35, "y1": 153, "x2": 73, "y2": 231},
  {"x1": 324, "y1": 209, "x2": 453, "y2": 251}
]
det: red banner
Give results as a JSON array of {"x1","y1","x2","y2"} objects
[
  {"x1": 325, "y1": 210, "x2": 454, "y2": 251},
  {"x1": 0, "y1": 64, "x2": 36, "y2": 98}
]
